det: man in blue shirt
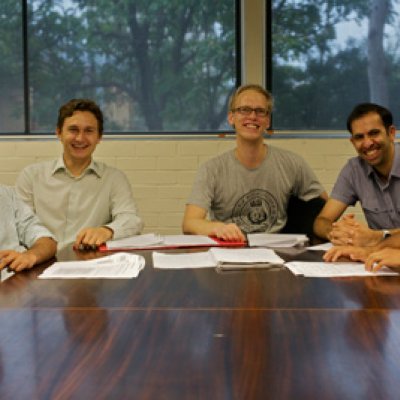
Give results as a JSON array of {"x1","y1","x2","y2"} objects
[
  {"x1": 0, "y1": 185, "x2": 56, "y2": 272},
  {"x1": 314, "y1": 103, "x2": 400, "y2": 246}
]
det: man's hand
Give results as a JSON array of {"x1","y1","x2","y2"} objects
[
  {"x1": 75, "y1": 226, "x2": 114, "y2": 249},
  {"x1": 328, "y1": 214, "x2": 381, "y2": 246},
  {"x1": 365, "y1": 248, "x2": 400, "y2": 272},
  {"x1": 323, "y1": 245, "x2": 371, "y2": 263},
  {"x1": 210, "y1": 223, "x2": 246, "y2": 242},
  {"x1": 0, "y1": 250, "x2": 37, "y2": 272}
]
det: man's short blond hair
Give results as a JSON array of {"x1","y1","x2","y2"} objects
[{"x1": 228, "y1": 84, "x2": 274, "y2": 112}]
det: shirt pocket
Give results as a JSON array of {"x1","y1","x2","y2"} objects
[{"x1": 362, "y1": 198, "x2": 394, "y2": 229}]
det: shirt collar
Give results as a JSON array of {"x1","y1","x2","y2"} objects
[{"x1": 51, "y1": 156, "x2": 102, "y2": 178}]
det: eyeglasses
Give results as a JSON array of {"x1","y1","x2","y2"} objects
[{"x1": 232, "y1": 106, "x2": 269, "y2": 117}]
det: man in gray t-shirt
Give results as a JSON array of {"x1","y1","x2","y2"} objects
[{"x1": 182, "y1": 84, "x2": 327, "y2": 241}]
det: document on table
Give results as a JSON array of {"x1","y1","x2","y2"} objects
[
  {"x1": 285, "y1": 261, "x2": 399, "y2": 277},
  {"x1": 247, "y1": 233, "x2": 308, "y2": 248},
  {"x1": 39, "y1": 253, "x2": 145, "y2": 279},
  {"x1": 306, "y1": 242, "x2": 333, "y2": 251},
  {"x1": 104, "y1": 233, "x2": 163, "y2": 249},
  {"x1": 1, "y1": 268, "x2": 15, "y2": 282},
  {"x1": 153, "y1": 248, "x2": 284, "y2": 270},
  {"x1": 103, "y1": 233, "x2": 228, "y2": 250}
]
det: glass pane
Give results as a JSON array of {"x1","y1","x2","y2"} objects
[
  {"x1": 0, "y1": 1, "x2": 24, "y2": 133},
  {"x1": 28, "y1": 0, "x2": 237, "y2": 133},
  {"x1": 272, "y1": 0, "x2": 400, "y2": 130}
]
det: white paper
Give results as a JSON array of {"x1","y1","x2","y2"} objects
[
  {"x1": 284, "y1": 261, "x2": 399, "y2": 277},
  {"x1": 39, "y1": 253, "x2": 145, "y2": 279},
  {"x1": 247, "y1": 233, "x2": 308, "y2": 248},
  {"x1": 162, "y1": 235, "x2": 216, "y2": 246},
  {"x1": 306, "y1": 242, "x2": 333, "y2": 251},
  {"x1": 106, "y1": 233, "x2": 163, "y2": 249},
  {"x1": 210, "y1": 247, "x2": 284, "y2": 264},
  {"x1": 153, "y1": 248, "x2": 284, "y2": 269},
  {"x1": 1, "y1": 268, "x2": 15, "y2": 282},
  {"x1": 153, "y1": 251, "x2": 216, "y2": 269},
  {"x1": 106, "y1": 233, "x2": 216, "y2": 249}
]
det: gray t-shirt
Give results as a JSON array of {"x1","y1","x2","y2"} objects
[{"x1": 187, "y1": 147, "x2": 324, "y2": 233}]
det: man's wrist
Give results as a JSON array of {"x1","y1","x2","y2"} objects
[{"x1": 382, "y1": 230, "x2": 391, "y2": 240}]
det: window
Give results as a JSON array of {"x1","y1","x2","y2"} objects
[
  {"x1": 0, "y1": 1, "x2": 238, "y2": 134},
  {"x1": 271, "y1": 0, "x2": 400, "y2": 130}
]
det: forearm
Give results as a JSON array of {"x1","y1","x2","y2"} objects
[
  {"x1": 26, "y1": 237, "x2": 57, "y2": 265},
  {"x1": 313, "y1": 216, "x2": 332, "y2": 239},
  {"x1": 182, "y1": 217, "x2": 225, "y2": 236}
]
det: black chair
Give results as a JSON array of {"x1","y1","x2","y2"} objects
[{"x1": 281, "y1": 196, "x2": 326, "y2": 238}]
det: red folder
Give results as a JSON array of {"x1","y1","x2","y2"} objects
[{"x1": 98, "y1": 236, "x2": 246, "y2": 252}]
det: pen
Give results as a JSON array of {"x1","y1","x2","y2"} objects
[{"x1": 77, "y1": 244, "x2": 98, "y2": 251}]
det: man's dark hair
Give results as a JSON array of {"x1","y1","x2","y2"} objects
[
  {"x1": 346, "y1": 103, "x2": 393, "y2": 133},
  {"x1": 57, "y1": 99, "x2": 104, "y2": 135}
]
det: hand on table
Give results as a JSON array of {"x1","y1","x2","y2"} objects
[
  {"x1": 210, "y1": 223, "x2": 246, "y2": 242},
  {"x1": 365, "y1": 248, "x2": 400, "y2": 272},
  {"x1": 328, "y1": 214, "x2": 380, "y2": 246},
  {"x1": 0, "y1": 250, "x2": 37, "y2": 272},
  {"x1": 323, "y1": 245, "x2": 371, "y2": 263},
  {"x1": 75, "y1": 226, "x2": 114, "y2": 250}
]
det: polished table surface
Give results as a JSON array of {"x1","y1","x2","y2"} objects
[{"x1": 1, "y1": 246, "x2": 400, "y2": 399}]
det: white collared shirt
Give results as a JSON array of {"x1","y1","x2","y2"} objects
[{"x1": 16, "y1": 157, "x2": 143, "y2": 249}]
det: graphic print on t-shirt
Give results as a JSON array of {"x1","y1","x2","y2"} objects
[{"x1": 232, "y1": 189, "x2": 278, "y2": 233}]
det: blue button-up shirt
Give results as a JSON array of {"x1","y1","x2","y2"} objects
[{"x1": 331, "y1": 143, "x2": 400, "y2": 229}]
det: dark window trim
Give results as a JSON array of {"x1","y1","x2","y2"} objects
[{"x1": 22, "y1": 0, "x2": 29, "y2": 134}]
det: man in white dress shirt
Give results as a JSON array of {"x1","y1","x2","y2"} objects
[{"x1": 16, "y1": 99, "x2": 143, "y2": 250}]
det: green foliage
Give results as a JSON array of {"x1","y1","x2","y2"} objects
[
  {"x1": 271, "y1": 0, "x2": 394, "y2": 130},
  {"x1": 2, "y1": 1, "x2": 400, "y2": 132},
  {"x1": 26, "y1": 0, "x2": 236, "y2": 132}
]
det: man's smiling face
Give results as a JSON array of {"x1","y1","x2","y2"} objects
[
  {"x1": 228, "y1": 89, "x2": 271, "y2": 143},
  {"x1": 56, "y1": 110, "x2": 101, "y2": 166},
  {"x1": 350, "y1": 111, "x2": 395, "y2": 171}
]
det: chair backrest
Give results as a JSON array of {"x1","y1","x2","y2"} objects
[{"x1": 281, "y1": 196, "x2": 326, "y2": 238}]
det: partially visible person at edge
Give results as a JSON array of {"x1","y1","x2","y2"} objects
[
  {"x1": 314, "y1": 102, "x2": 400, "y2": 247},
  {"x1": 16, "y1": 99, "x2": 143, "y2": 250},
  {"x1": 182, "y1": 84, "x2": 327, "y2": 242},
  {"x1": 0, "y1": 185, "x2": 56, "y2": 272},
  {"x1": 323, "y1": 232, "x2": 400, "y2": 273}
]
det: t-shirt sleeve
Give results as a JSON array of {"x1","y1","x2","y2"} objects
[{"x1": 187, "y1": 161, "x2": 215, "y2": 211}]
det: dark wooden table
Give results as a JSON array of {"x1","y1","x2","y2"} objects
[{"x1": 1, "y1": 246, "x2": 400, "y2": 399}]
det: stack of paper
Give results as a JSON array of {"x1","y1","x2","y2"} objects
[
  {"x1": 247, "y1": 233, "x2": 308, "y2": 248},
  {"x1": 39, "y1": 253, "x2": 145, "y2": 279},
  {"x1": 285, "y1": 261, "x2": 399, "y2": 277},
  {"x1": 152, "y1": 247, "x2": 284, "y2": 270},
  {"x1": 105, "y1": 233, "x2": 163, "y2": 249},
  {"x1": 102, "y1": 233, "x2": 242, "y2": 251}
]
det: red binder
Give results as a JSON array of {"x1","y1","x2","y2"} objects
[{"x1": 98, "y1": 236, "x2": 246, "y2": 252}]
